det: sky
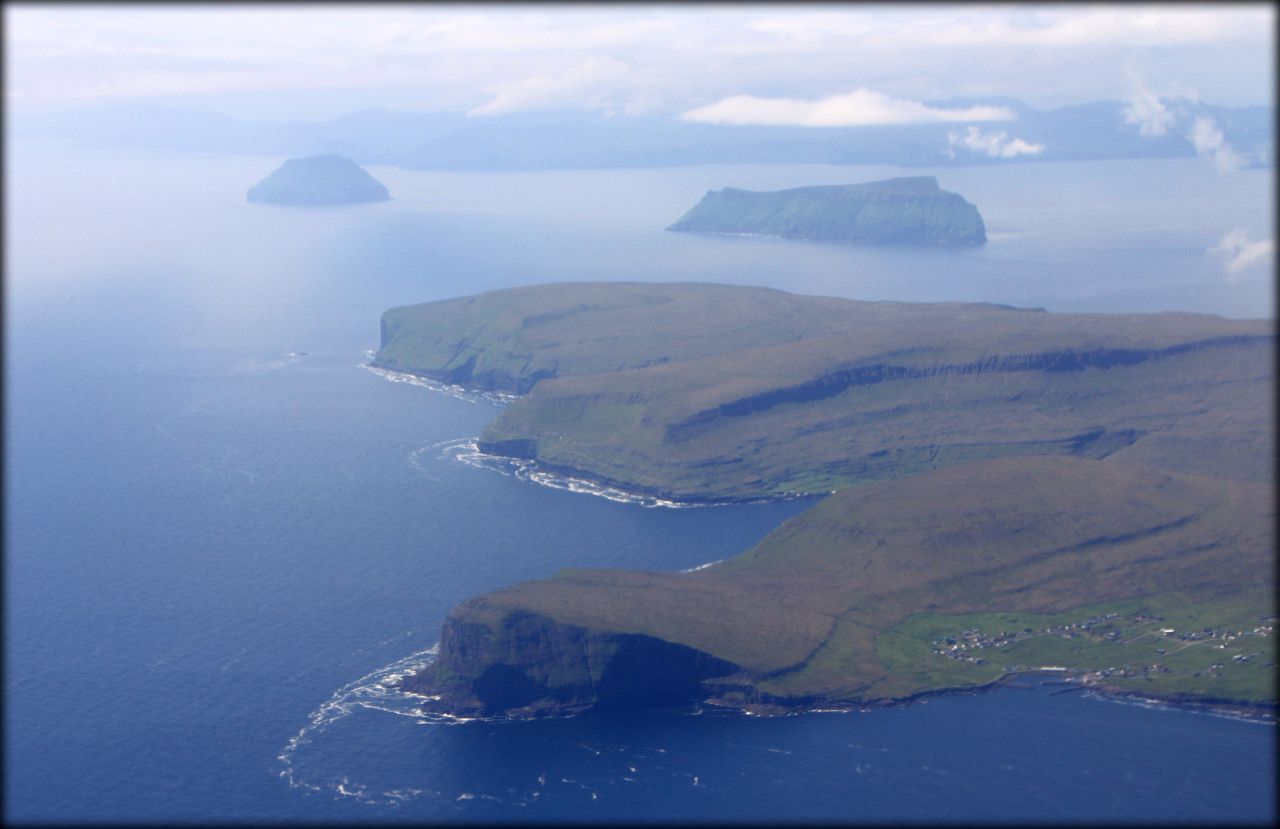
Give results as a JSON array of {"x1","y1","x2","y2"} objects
[{"x1": 3, "y1": 3, "x2": 1274, "y2": 123}]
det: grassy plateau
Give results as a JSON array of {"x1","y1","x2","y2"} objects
[{"x1": 378, "y1": 282, "x2": 1274, "y2": 716}]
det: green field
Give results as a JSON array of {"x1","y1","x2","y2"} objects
[{"x1": 878, "y1": 591, "x2": 1276, "y2": 703}]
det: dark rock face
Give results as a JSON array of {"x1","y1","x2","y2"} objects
[
  {"x1": 475, "y1": 438, "x2": 539, "y2": 460},
  {"x1": 667, "y1": 177, "x2": 986, "y2": 245},
  {"x1": 663, "y1": 334, "x2": 1270, "y2": 439},
  {"x1": 247, "y1": 154, "x2": 390, "y2": 205},
  {"x1": 402, "y1": 605, "x2": 742, "y2": 718},
  {"x1": 405, "y1": 456, "x2": 1273, "y2": 719}
]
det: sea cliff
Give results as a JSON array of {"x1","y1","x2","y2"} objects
[
  {"x1": 402, "y1": 457, "x2": 1273, "y2": 718},
  {"x1": 378, "y1": 282, "x2": 1274, "y2": 718}
]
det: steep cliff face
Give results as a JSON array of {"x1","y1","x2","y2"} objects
[
  {"x1": 404, "y1": 602, "x2": 742, "y2": 717},
  {"x1": 404, "y1": 457, "x2": 1273, "y2": 717},
  {"x1": 663, "y1": 334, "x2": 1267, "y2": 439},
  {"x1": 666, "y1": 177, "x2": 986, "y2": 245}
]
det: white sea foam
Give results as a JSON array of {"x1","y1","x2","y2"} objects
[
  {"x1": 276, "y1": 640, "x2": 562, "y2": 807},
  {"x1": 362, "y1": 362, "x2": 516, "y2": 406},
  {"x1": 276, "y1": 643, "x2": 482, "y2": 805},
  {"x1": 1082, "y1": 690, "x2": 1274, "y2": 725},
  {"x1": 680, "y1": 559, "x2": 724, "y2": 573},
  {"x1": 370, "y1": 360, "x2": 804, "y2": 509},
  {"x1": 439, "y1": 438, "x2": 728, "y2": 509},
  {"x1": 231, "y1": 352, "x2": 306, "y2": 375}
]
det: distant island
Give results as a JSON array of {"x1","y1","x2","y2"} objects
[
  {"x1": 247, "y1": 154, "x2": 390, "y2": 206},
  {"x1": 667, "y1": 177, "x2": 986, "y2": 246},
  {"x1": 374, "y1": 282, "x2": 1274, "y2": 719}
]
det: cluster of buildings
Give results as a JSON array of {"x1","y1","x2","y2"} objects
[
  {"x1": 929, "y1": 614, "x2": 1276, "y2": 677},
  {"x1": 931, "y1": 612, "x2": 1125, "y2": 663}
]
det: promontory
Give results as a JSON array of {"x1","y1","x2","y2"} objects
[
  {"x1": 247, "y1": 154, "x2": 390, "y2": 206},
  {"x1": 374, "y1": 282, "x2": 1274, "y2": 719},
  {"x1": 666, "y1": 177, "x2": 986, "y2": 245}
]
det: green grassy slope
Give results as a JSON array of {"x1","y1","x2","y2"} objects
[
  {"x1": 438, "y1": 456, "x2": 1273, "y2": 708},
  {"x1": 666, "y1": 177, "x2": 987, "y2": 245},
  {"x1": 381, "y1": 282, "x2": 1274, "y2": 713},
  {"x1": 374, "y1": 282, "x2": 930, "y2": 393},
  {"x1": 375, "y1": 282, "x2": 1270, "y2": 498},
  {"x1": 878, "y1": 591, "x2": 1275, "y2": 704},
  {"x1": 486, "y1": 330, "x2": 1270, "y2": 497}
]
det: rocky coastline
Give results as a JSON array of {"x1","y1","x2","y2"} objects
[
  {"x1": 397, "y1": 639, "x2": 1277, "y2": 723},
  {"x1": 367, "y1": 359, "x2": 809, "y2": 507},
  {"x1": 368, "y1": 283, "x2": 1273, "y2": 725}
]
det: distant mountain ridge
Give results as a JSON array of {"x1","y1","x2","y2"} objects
[{"x1": 12, "y1": 98, "x2": 1272, "y2": 171}]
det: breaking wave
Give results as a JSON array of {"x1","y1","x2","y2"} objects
[
  {"x1": 361, "y1": 359, "x2": 517, "y2": 406},
  {"x1": 437, "y1": 439, "x2": 711, "y2": 509},
  {"x1": 1081, "y1": 689, "x2": 1275, "y2": 725},
  {"x1": 276, "y1": 644, "x2": 482, "y2": 805},
  {"x1": 367, "y1": 356, "x2": 801, "y2": 509}
]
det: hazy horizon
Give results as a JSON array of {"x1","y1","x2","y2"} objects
[
  {"x1": 6, "y1": 3, "x2": 1274, "y2": 123},
  {"x1": 6, "y1": 4, "x2": 1276, "y2": 824}
]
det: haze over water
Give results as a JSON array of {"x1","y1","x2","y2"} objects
[{"x1": 5, "y1": 145, "x2": 1275, "y2": 822}]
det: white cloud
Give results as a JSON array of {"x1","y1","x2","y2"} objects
[
  {"x1": 947, "y1": 126, "x2": 1044, "y2": 158},
  {"x1": 1122, "y1": 67, "x2": 1246, "y2": 175},
  {"x1": 467, "y1": 56, "x2": 635, "y2": 116},
  {"x1": 680, "y1": 88, "x2": 1015, "y2": 127},
  {"x1": 4, "y1": 6, "x2": 1273, "y2": 119},
  {"x1": 1190, "y1": 117, "x2": 1244, "y2": 172},
  {"x1": 1210, "y1": 229, "x2": 1274, "y2": 278},
  {"x1": 1122, "y1": 66, "x2": 1177, "y2": 136}
]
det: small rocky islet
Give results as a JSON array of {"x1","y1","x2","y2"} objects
[{"x1": 247, "y1": 154, "x2": 390, "y2": 206}]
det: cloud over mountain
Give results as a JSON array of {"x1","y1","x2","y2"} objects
[
  {"x1": 947, "y1": 126, "x2": 1044, "y2": 158},
  {"x1": 680, "y1": 89, "x2": 1014, "y2": 127}
]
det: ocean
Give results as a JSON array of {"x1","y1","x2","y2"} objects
[{"x1": 4, "y1": 145, "x2": 1274, "y2": 823}]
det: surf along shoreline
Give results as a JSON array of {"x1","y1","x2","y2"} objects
[
  {"x1": 366, "y1": 361, "x2": 812, "y2": 508},
  {"x1": 369, "y1": 360, "x2": 1275, "y2": 724}
]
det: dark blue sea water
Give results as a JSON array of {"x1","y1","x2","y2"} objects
[{"x1": 5, "y1": 146, "x2": 1275, "y2": 823}]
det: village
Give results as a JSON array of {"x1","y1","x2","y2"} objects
[{"x1": 931, "y1": 610, "x2": 1276, "y2": 680}]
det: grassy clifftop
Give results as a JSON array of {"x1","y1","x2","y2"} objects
[
  {"x1": 410, "y1": 457, "x2": 1273, "y2": 715},
  {"x1": 666, "y1": 177, "x2": 986, "y2": 245},
  {"x1": 380, "y1": 282, "x2": 1273, "y2": 716},
  {"x1": 377, "y1": 282, "x2": 1272, "y2": 499},
  {"x1": 374, "y1": 282, "x2": 904, "y2": 393}
]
